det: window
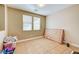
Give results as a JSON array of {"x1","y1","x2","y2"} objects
[
  {"x1": 23, "y1": 15, "x2": 41, "y2": 31},
  {"x1": 33, "y1": 17, "x2": 40, "y2": 30},
  {"x1": 23, "y1": 15, "x2": 32, "y2": 31}
]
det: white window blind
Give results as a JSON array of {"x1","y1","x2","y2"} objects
[
  {"x1": 23, "y1": 15, "x2": 32, "y2": 31},
  {"x1": 33, "y1": 17, "x2": 40, "y2": 30}
]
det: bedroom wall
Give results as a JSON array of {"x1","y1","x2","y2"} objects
[
  {"x1": 0, "y1": 5, "x2": 5, "y2": 31},
  {"x1": 46, "y1": 5, "x2": 79, "y2": 47},
  {"x1": 7, "y1": 7, "x2": 46, "y2": 40}
]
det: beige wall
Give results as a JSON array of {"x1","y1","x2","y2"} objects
[
  {"x1": 0, "y1": 5, "x2": 5, "y2": 31},
  {"x1": 8, "y1": 7, "x2": 46, "y2": 40},
  {"x1": 46, "y1": 5, "x2": 79, "y2": 47}
]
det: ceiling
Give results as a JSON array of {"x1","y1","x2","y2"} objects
[{"x1": 7, "y1": 4, "x2": 73, "y2": 16}]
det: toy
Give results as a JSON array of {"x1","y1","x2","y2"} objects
[
  {"x1": 3, "y1": 43, "x2": 15, "y2": 54},
  {"x1": 2, "y1": 36, "x2": 16, "y2": 54}
]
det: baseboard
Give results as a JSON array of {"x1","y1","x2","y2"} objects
[
  {"x1": 16, "y1": 36, "x2": 43, "y2": 43},
  {"x1": 69, "y1": 43, "x2": 79, "y2": 48},
  {"x1": 62, "y1": 41, "x2": 79, "y2": 48}
]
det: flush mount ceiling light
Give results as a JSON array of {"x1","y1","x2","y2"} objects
[{"x1": 37, "y1": 4, "x2": 45, "y2": 7}]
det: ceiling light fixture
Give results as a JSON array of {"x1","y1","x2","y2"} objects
[{"x1": 37, "y1": 4, "x2": 45, "y2": 7}]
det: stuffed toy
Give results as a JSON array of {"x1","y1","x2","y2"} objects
[
  {"x1": 3, "y1": 43, "x2": 15, "y2": 54},
  {"x1": 2, "y1": 36, "x2": 16, "y2": 54}
]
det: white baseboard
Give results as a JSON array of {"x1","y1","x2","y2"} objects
[
  {"x1": 69, "y1": 43, "x2": 79, "y2": 48},
  {"x1": 16, "y1": 36, "x2": 43, "y2": 43},
  {"x1": 63, "y1": 41, "x2": 79, "y2": 48}
]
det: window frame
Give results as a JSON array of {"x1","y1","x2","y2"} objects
[
  {"x1": 23, "y1": 15, "x2": 41, "y2": 31},
  {"x1": 23, "y1": 15, "x2": 32, "y2": 31},
  {"x1": 33, "y1": 16, "x2": 41, "y2": 31}
]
